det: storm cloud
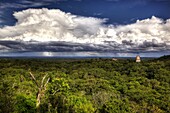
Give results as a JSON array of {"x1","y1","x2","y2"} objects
[{"x1": 0, "y1": 8, "x2": 170, "y2": 53}]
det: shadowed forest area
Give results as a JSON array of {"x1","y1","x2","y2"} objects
[{"x1": 0, "y1": 56, "x2": 170, "y2": 113}]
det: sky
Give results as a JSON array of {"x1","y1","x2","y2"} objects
[{"x1": 0, "y1": 0, "x2": 170, "y2": 57}]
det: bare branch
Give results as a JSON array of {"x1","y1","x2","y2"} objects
[
  {"x1": 52, "y1": 89, "x2": 60, "y2": 95},
  {"x1": 44, "y1": 78, "x2": 50, "y2": 90},
  {"x1": 40, "y1": 74, "x2": 48, "y2": 90},
  {"x1": 29, "y1": 72, "x2": 39, "y2": 87}
]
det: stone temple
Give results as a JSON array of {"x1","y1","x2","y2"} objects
[{"x1": 136, "y1": 55, "x2": 141, "y2": 62}]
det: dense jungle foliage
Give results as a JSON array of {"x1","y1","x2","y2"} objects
[{"x1": 0, "y1": 55, "x2": 170, "y2": 113}]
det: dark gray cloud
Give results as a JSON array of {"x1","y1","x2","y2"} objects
[{"x1": 0, "y1": 40, "x2": 169, "y2": 53}]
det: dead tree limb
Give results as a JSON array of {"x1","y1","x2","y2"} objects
[
  {"x1": 29, "y1": 72, "x2": 50, "y2": 113},
  {"x1": 29, "y1": 72, "x2": 39, "y2": 87}
]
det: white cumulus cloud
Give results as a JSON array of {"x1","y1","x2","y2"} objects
[{"x1": 0, "y1": 8, "x2": 170, "y2": 53}]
